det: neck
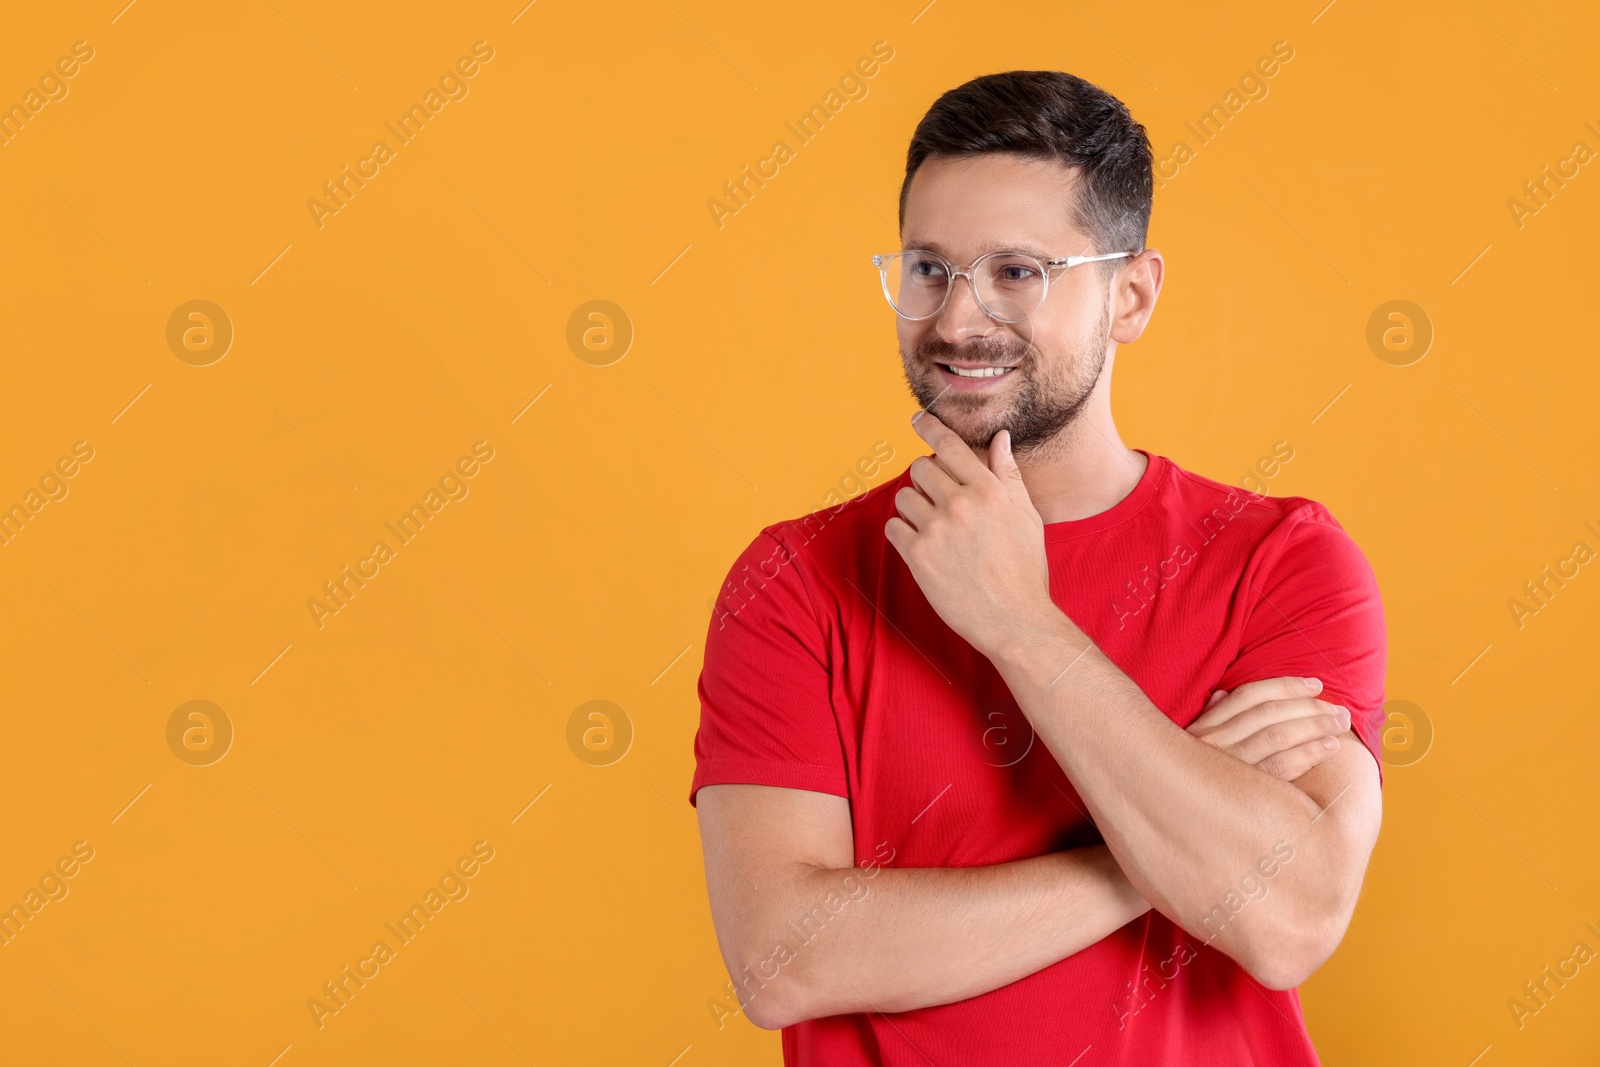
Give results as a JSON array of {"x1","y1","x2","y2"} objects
[{"x1": 985, "y1": 402, "x2": 1147, "y2": 525}]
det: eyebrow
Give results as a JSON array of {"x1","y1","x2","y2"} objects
[{"x1": 904, "y1": 238, "x2": 1060, "y2": 261}]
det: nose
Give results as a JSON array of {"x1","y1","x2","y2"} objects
[{"x1": 934, "y1": 269, "x2": 997, "y2": 342}]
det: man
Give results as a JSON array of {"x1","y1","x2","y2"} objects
[{"x1": 689, "y1": 70, "x2": 1385, "y2": 1065}]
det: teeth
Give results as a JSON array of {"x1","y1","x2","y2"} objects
[{"x1": 944, "y1": 364, "x2": 1010, "y2": 378}]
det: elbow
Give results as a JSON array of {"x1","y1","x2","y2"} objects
[
  {"x1": 744, "y1": 998, "x2": 799, "y2": 1032},
  {"x1": 741, "y1": 979, "x2": 814, "y2": 1031},
  {"x1": 1240, "y1": 913, "x2": 1347, "y2": 991},
  {"x1": 723, "y1": 952, "x2": 817, "y2": 1031},
  {"x1": 1244, "y1": 948, "x2": 1320, "y2": 992}
]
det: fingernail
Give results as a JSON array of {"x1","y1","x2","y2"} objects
[
  {"x1": 1322, "y1": 737, "x2": 1338, "y2": 750},
  {"x1": 911, "y1": 411, "x2": 923, "y2": 423},
  {"x1": 1303, "y1": 677, "x2": 1322, "y2": 692}
]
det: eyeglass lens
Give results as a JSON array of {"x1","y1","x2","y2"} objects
[{"x1": 881, "y1": 251, "x2": 1045, "y2": 322}]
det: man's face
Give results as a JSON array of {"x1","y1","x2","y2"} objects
[{"x1": 896, "y1": 154, "x2": 1118, "y2": 454}]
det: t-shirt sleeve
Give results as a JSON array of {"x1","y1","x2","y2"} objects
[
  {"x1": 688, "y1": 526, "x2": 849, "y2": 808},
  {"x1": 1216, "y1": 507, "x2": 1389, "y2": 785}
]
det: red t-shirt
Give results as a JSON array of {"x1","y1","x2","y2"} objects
[{"x1": 690, "y1": 449, "x2": 1387, "y2": 1066}]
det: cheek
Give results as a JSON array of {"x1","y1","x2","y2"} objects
[
  {"x1": 1015, "y1": 318, "x2": 1069, "y2": 372},
  {"x1": 1054, "y1": 301, "x2": 1111, "y2": 365},
  {"x1": 1020, "y1": 329, "x2": 1090, "y2": 392},
  {"x1": 896, "y1": 320, "x2": 922, "y2": 359}
]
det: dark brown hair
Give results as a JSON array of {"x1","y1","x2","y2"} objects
[{"x1": 899, "y1": 71, "x2": 1153, "y2": 268}]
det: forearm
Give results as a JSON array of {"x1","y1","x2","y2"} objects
[
  {"x1": 739, "y1": 845, "x2": 1149, "y2": 1027},
  {"x1": 990, "y1": 613, "x2": 1347, "y2": 979}
]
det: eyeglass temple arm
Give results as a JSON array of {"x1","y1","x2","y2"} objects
[{"x1": 1047, "y1": 251, "x2": 1136, "y2": 269}]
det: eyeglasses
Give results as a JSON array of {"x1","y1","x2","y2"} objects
[{"x1": 870, "y1": 248, "x2": 1134, "y2": 323}]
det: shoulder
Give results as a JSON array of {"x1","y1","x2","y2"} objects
[
  {"x1": 1152, "y1": 456, "x2": 1384, "y2": 630},
  {"x1": 1161, "y1": 455, "x2": 1370, "y2": 562},
  {"x1": 1162, "y1": 455, "x2": 1313, "y2": 528},
  {"x1": 710, "y1": 464, "x2": 911, "y2": 627},
  {"x1": 757, "y1": 464, "x2": 912, "y2": 570}
]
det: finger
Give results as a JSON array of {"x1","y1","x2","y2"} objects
[
  {"x1": 1188, "y1": 676, "x2": 1323, "y2": 731},
  {"x1": 893, "y1": 485, "x2": 933, "y2": 530},
  {"x1": 908, "y1": 454, "x2": 958, "y2": 506},
  {"x1": 884, "y1": 516, "x2": 915, "y2": 556},
  {"x1": 1257, "y1": 735, "x2": 1342, "y2": 782},
  {"x1": 1197, "y1": 697, "x2": 1349, "y2": 748},
  {"x1": 1228, "y1": 711, "x2": 1349, "y2": 766},
  {"x1": 987, "y1": 429, "x2": 1031, "y2": 503},
  {"x1": 1187, "y1": 690, "x2": 1229, "y2": 734},
  {"x1": 910, "y1": 409, "x2": 988, "y2": 486}
]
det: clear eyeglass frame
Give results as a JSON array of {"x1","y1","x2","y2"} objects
[{"x1": 870, "y1": 248, "x2": 1135, "y2": 323}]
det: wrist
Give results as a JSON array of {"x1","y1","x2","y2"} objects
[
  {"x1": 1086, "y1": 843, "x2": 1154, "y2": 916},
  {"x1": 987, "y1": 601, "x2": 1085, "y2": 678}
]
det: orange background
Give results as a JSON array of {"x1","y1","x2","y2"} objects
[{"x1": 2, "y1": 1, "x2": 1598, "y2": 1064}]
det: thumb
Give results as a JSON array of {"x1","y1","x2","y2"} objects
[{"x1": 990, "y1": 429, "x2": 1025, "y2": 489}]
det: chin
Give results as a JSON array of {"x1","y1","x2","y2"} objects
[{"x1": 942, "y1": 412, "x2": 1007, "y2": 451}]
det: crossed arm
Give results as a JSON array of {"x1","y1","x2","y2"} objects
[
  {"x1": 697, "y1": 678, "x2": 1378, "y2": 1030},
  {"x1": 697, "y1": 786, "x2": 1148, "y2": 1029},
  {"x1": 989, "y1": 645, "x2": 1381, "y2": 991}
]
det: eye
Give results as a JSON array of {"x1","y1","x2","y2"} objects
[
  {"x1": 906, "y1": 254, "x2": 948, "y2": 280},
  {"x1": 993, "y1": 259, "x2": 1039, "y2": 282},
  {"x1": 984, "y1": 255, "x2": 1045, "y2": 291}
]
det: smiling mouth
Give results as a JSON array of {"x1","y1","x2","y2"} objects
[{"x1": 938, "y1": 363, "x2": 1015, "y2": 379}]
